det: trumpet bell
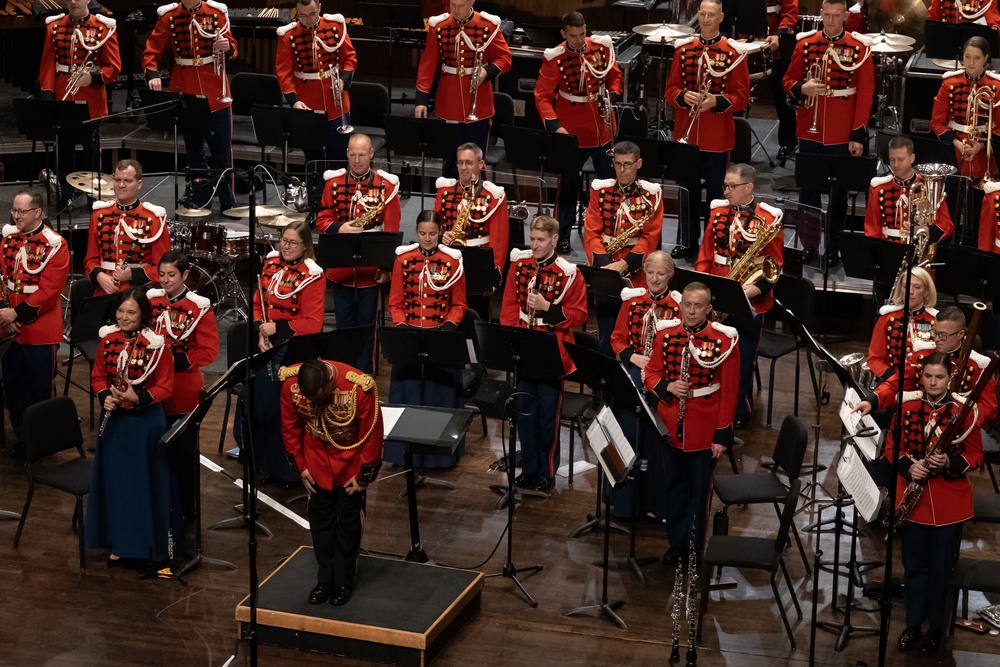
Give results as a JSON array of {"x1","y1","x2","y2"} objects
[{"x1": 337, "y1": 124, "x2": 354, "y2": 134}]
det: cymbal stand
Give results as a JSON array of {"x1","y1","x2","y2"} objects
[
  {"x1": 873, "y1": 53, "x2": 902, "y2": 134},
  {"x1": 742, "y1": 76, "x2": 775, "y2": 168},
  {"x1": 651, "y1": 36, "x2": 673, "y2": 139}
]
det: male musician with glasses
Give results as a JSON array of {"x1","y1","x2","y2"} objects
[
  {"x1": 414, "y1": 0, "x2": 512, "y2": 178},
  {"x1": 928, "y1": 0, "x2": 1000, "y2": 27},
  {"x1": 275, "y1": 0, "x2": 357, "y2": 168},
  {"x1": 665, "y1": 0, "x2": 750, "y2": 259},
  {"x1": 694, "y1": 163, "x2": 783, "y2": 428},
  {"x1": 583, "y1": 140, "x2": 663, "y2": 356},
  {"x1": 783, "y1": 0, "x2": 874, "y2": 267},
  {"x1": 643, "y1": 282, "x2": 739, "y2": 563},
  {"x1": 143, "y1": 0, "x2": 237, "y2": 213},
  {"x1": 84, "y1": 159, "x2": 170, "y2": 296},
  {"x1": 534, "y1": 11, "x2": 623, "y2": 254},
  {"x1": 39, "y1": 0, "x2": 121, "y2": 208},
  {"x1": 1, "y1": 191, "x2": 71, "y2": 454},
  {"x1": 316, "y1": 134, "x2": 401, "y2": 374}
]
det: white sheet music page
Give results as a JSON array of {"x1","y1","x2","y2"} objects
[
  {"x1": 586, "y1": 406, "x2": 637, "y2": 482},
  {"x1": 836, "y1": 445, "x2": 883, "y2": 523},
  {"x1": 381, "y1": 406, "x2": 403, "y2": 435},
  {"x1": 839, "y1": 387, "x2": 883, "y2": 461}
]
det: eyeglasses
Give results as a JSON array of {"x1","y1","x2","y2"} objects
[
  {"x1": 456, "y1": 160, "x2": 480, "y2": 167},
  {"x1": 930, "y1": 329, "x2": 963, "y2": 341},
  {"x1": 613, "y1": 160, "x2": 637, "y2": 169},
  {"x1": 722, "y1": 182, "x2": 750, "y2": 191},
  {"x1": 10, "y1": 207, "x2": 40, "y2": 217},
  {"x1": 279, "y1": 238, "x2": 303, "y2": 247}
]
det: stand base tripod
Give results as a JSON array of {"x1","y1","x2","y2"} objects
[
  {"x1": 485, "y1": 561, "x2": 543, "y2": 607},
  {"x1": 569, "y1": 514, "x2": 629, "y2": 539},
  {"x1": 489, "y1": 482, "x2": 548, "y2": 510},
  {"x1": 208, "y1": 504, "x2": 274, "y2": 538},
  {"x1": 565, "y1": 598, "x2": 627, "y2": 630},
  {"x1": 397, "y1": 474, "x2": 457, "y2": 499},
  {"x1": 597, "y1": 553, "x2": 658, "y2": 585}
]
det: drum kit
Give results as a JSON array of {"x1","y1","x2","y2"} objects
[{"x1": 66, "y1": 171, "x2": 114, "y2": 200}]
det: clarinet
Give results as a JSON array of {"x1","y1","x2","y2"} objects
[
  {"x1": 685, "y1": 530, "x2": 699, "y2": 665},
  {"x1": 669, "y1": 556, "x2": 684, "y2": 664},
  {"x1": 97, "y1": 347, "x2": 133, "y2": 438}
]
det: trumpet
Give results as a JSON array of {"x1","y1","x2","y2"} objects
[
  {"x1": 215, "y1": 33, "x2": 232, "y2": 104},
  {"x1": 62, "y1": 56, "x2": 95, "y2": 101},
  {"x1": 526, "y1": 271, "x2": 540, "y2": 326},
  {"x1": 803, "y1": 56, "x2": 828, "y2": 135},
  {"x1": 466, "y1": 48, "x2": 484, "y2": 122},
  {"x1": 678, "y1": 58, "x2": 711, "y2": 145},
  {"x1": 331, "y1": 64, "x2": 354, "y2": 134}
]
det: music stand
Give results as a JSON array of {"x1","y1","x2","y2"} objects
[
  {"x1": 459, "y1": 246, "x2": 500, "y2": 296},
  {"x1": 281, "y1": 328, "x2": 370, "y2": 367},
  {"x1": 140, "y1": 90, "x2": 210, "y2": 209},
  {"x1": 672, "y1": 267, "x2": 754, "y2": 320},
  {"x1": 838, "y1": 233, "x2": 909, "y2": 307},
  {"x1": 626, "y1": 136, "x2": 704, "y2": 245},
  {"x1": 383, "y1": 115, "x2": 462, "y2": 208},
  {"x1": 722, "y1": 0, "x2": 768, "y2": 39},
  {"x1": 502, "y1": 127, "x2": 580, "y2": 215},
  {"x1": 251, "y1": 105, "x2": 329, "y2": 174},
  {"x1": 476, "y1": 321, "x2": 566, "y2": 607},
  {"x1": 924, "y1": 20, "x2": 1000, "y2": 62},
  {"x1": 357, "y1": 3, "x2": 424, "y2": 105},
  {"x1": 578, "y1": 265, "x2": 630, "y2": 301},
  {"x1": 380, "y1": 326, "x2": 470, "y2": 491},
  {"x1": 935, "y1": 244, "x2": 1000, "y2": 304}
]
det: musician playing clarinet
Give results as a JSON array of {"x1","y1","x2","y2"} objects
[
  {"x1": 665, "y1": 0, "x2": 750, "y2": 258},
  {"x1": 886, "y1": 352, "x2": 982, "y2": 656}
]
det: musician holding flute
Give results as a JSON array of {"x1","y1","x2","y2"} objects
[
  {"x1": 39, "y1": 0, "x2": 120, "y2": 208},
  {"x1": 533, "y1": 11, "x2": 623, "y2": 253},
  {"x1": 664, "y1": 0, "x2": 750, "y2": 258}
]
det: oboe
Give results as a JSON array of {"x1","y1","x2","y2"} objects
[
  {"x1": 685, "y1": 529, "x2": 699, "y2": 665},
  {"x1": 669, "y1": 554, "x2": 684, "y2": 664},
  {"x1": 677, "y1": 344, "x2": 691, "y2": 436}
]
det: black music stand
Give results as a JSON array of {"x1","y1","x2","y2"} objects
[
  {"x1": 924, "y1": 20, "x2": 1000, "y2": 62},
  {"x1": 626, "y1": 136, "x2": 704, "y2": 245},
  {"x1": 251, "y1": 105, "x2": 328, "y2": 174},
  {"x1": 838, "y1": 233, "x2": 909, "y2": 307},
  {"x1": 578, "y1": 265, "x2": 630, "y2": 301},
  {"x1": 722, "y1": 0, "x2": 767, "y2": 38},
  {"x1": 502, "y1": 127, "x2": 580, "y2": 215},
  {"x1": 140, "y1": 90, "x2": 211, "y2": 209},
  {"x1": 383, "y1": 116, "x2": 462, "y2": 208},
  {"x1": 459, "y1": 246, "x2": 500, "y2": 296},
  {"x1": 281, "y1": 328, "x2": 370, "y2": 367},
  {"x1": 380, "y1": 326, "x2": 470, "y2": 491},
  {"x1": 357, "y1": 3, "x2": 424, "y2": 105},
  {"x1": 476, "y1": 322, "x2": 565, "y2": 607},
  {"x1": 935, "y1": 244, "x2": 1000, "y2": 303},
  {"x1": 672, "y1": 267, "x2": 754, "y2": 320}
]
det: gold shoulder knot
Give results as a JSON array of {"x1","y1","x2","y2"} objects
[
  {"x1": 278, "y1": 365, "x2": 300, "y2": 382},
  {"x1": 346, "y1": 370, "x2": 376, "y2": 392}
]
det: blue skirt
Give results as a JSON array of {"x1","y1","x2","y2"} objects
[{"x1": 235, "y1": 346, "x2": 300, "y2": 483}]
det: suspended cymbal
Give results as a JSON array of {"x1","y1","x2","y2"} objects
[
  {"x1": 864, "y1": 32, "x2": 916, "y2": 47},
  {"x1": 222, "y1": 205, "x2": 284, "y2": 219},
  {"x1": 66, "y1": 171, "x2": 113, "y2": 197},
  {"x1": 260, "y1": 213, "x2": 306, "y2": 228},
  {"x1": 175, "y1": 206, "x2": 213, "y2": 218},
  {"x1": 932, "y1": 58, "x2": 961, "y2": 70},
  {"x1": 633, "y1": 22, "x2": 694, "y2": 40},
  {"x1": 870, "y1": 41, "x2": 912, "y2": 53}
]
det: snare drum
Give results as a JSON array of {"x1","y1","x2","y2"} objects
[
  {"x1": 167, "y1": 219, "x2": 191, "y2": 254},
  {"x1": 224, "y1": 230, "x2": 250, "y2": 259},
  {"x1": 743, "y1": 40, "x2": 773, "y2": 81},
  {"x1": 191, "y1": 223, "x2": 226, "y2": 260}
]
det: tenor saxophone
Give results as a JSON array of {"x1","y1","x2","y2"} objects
[
  {"x1": 725, "y1": 214, "x2": 782, "y2": 286},
  {"x1": 606, "y1": 199, "x2": 655, "y2": 256}
]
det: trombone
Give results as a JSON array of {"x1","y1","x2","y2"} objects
[{"x1": 966, "y1": 84, "x2": 997, "y2": 189}]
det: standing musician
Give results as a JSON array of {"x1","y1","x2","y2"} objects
[
  {"x1": 928, "y1": 0, "x2": 1000, "y2": 27},
  {"x1": 979, "y1": 179, "x2": 1000, "y2": 251},
  {"x1": 583, "y1": 140, "x2": 663, "y2": 356},
  {"x1": 279, "y1": 358, "x2": 383, "y2": 607},
  {"x1": 86, "y1": 288, "x2": 175, "y2": 568},
  {"x1": 665, "y1": 0, "x2": 750, "y2": 258},
  {"x1": 533, "y1": 10, "x2": 623, "y2": 253},
  {"x1": 39, "y1": 0, "x2": 121, "y2": 207},
  {"x1": 147, "y1": 251, "x2": 219, "y2": 521},
  {"x1": 414, "y1": 0, "x2": 512, "y2": 177},
  {"x1": 694, "y1": 163, "x2": 784, "y2": 427},
  {"x1": 316, "y1": 134, "x2": 401, "y2": 374},
  {"x1": 609, "y1": 250, "x2": 680, "y2": 519},
  {"x1": 500, "y1": 216, "x2": 588, "y2": 493},
  {"x1": 763, "y1": 0, "x2": 800, "y2": 162},
  {"x1": 143, "y1": 0, "x2": 238, "y2": 213},
  {"x1": 643, "y1": 282, "x2": 739, "y2": 562},
  {"x1": 386, "y1": 210, "x2": 467, "y2": 468},
  {"x1": 885, "y1": 352, "x2": 982, "y2": 656},
  {"x1": 85, "y1": 160, "x2": 170, "y2": 296},
  {"x1": 783, "y1": 0, "x2": 874, "y2": 265},
  {"x1": 864, "y1": 135, "x2": 954, "y2": 243},
  {"x1": 275, "y1": 0, "x2": 357, "y2": 167},
  {"x1": 867, "y1": 267, "x2": 938, "y2": 380},
  {"x1": 0, "y1": 191, "x2": 71, "y2": 451}
]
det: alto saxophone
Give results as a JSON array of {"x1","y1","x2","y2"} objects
[
  {"x1": 677, "y1": 344, "x2": 691, "y2": 437},
  {"x1": 606, "y1": 198, "x2": 655, "y2": 256},
  {"x1": 349, "y1": 196, "x2": 386, "y2": 228},
  {"x1": 450, "y1": 184, "x2": 475, "y2": 246}
]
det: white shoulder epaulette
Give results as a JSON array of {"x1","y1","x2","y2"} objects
[
  {"x1": 510, "y1": 248, "x2": 532, "y2": 261},
  {"x1": 913, "y1": 338, "x2": 936, "y2": 352},
  {"x1": 554, "y1": 256, "x2": 577, "y2": 275},
  {"x1": 206, "y1": 0, "x2": 228, "y2": 15},
  {"x1": 98, "y1": 324, "x2": 120, "y2": 339},
  {"x1": 591, "y1": 34, "x2": 614, "y2": 49},
  {"x1": 479, "y1": 11, "x2": 501, "y2": 25},
  {"x1": 711, "y1": 320, "x2": 739, "y2": 339},
  {"x1": 983, "y1": 180, "x2": 1000, "y2": 195},
  {"x1": 324, "y1": 13, "x2": 345, "y2": 23},
  {"x1": 657, "y1": 318, "x2": 681, "y2": 331},
  {"x1": 2, "y1": 224, "x2": 17, "y2": 237},
  {"x1": 157, "y1": 3, "x2": 179, "y2": 16},
  {"x1": 673, "y1": 36, "x2": 696, "y2": 48},
  {"x1": 591, "y1": 178, "x2": 616, "y2": 191},
  {"x1": 870, "y1": 174, "x2": 893, "y2": 187},
  {"x1": 758, "y1": 201, "x2": 782, "y2": 220},
  {"x1": 93, "y1": 200, "x2": 113, "y2": 210},
  {"x1": 926, "y1": 306, "x2": 939, "y2": 317},
  {"x1": 669, "y1": 289, "x2": 682, "y2": 303},
  {"x1": 943, "y1": 69, "x2": 964, "y2": 79},
  {"x1": 395, "y1": 242, "x2": 419, "y2": 256},
  {"x1": 146, "y1": 288, "x2": 166, "y2": 299},
  {"x1": 638, "y1": 179, "x2": 661, "y2": 197},
  {"x1": 969, "y1": 349, "x2": 991, "y2": 369},
  {"x1": 188, "y1": 291, "x2": 211, "y2": 310},
  {"x1": 728, "y1": 38, "x2": 749, "y2": 54},
  {"x1": 324, "y1": 168, "x2": 346, "y2": 182},
  {"x1": 377, "y1": 170, "x2": 399, "y2": 186},
  {"x1": 709, "y1": 198, "x2": 730, "y2": 210},
  {"x1": 145, "y1": 202, "x2": 167, "y2": 220},
  {"x1": 851, "y1": 31, "x2": 872, "y2": 46},
  {"x1": 266, "y1": 250, "x2": 280, "y2": 259},
  {"x1": 482, "y1": 180, "x2": 505, "y2": 200},
  {"x1": 428, "y1": 12, "x2": 449, "y2": 27},
  {"x1": 986, "y1": 71, "x2": 1000, "y2": 83},
  {"x1": 304, "y1": 258, "x2": 323, "y2": 276},
  {"x1": 94, "y1": 14, "x2": 116, "y2": 29},
  {"x1": 276, "y1": 22, "x2": 296, "y2": 37},
  {"x1": 902, "y1": 390, "x2": 923, "y2": 403},
  {"x1": 849, "y1": 2, "x2": 862, "y2": 14},
  {"x1": 41, "y1": 226, "x2": 63, "y2": 247},
  {"x1": 544, "y1": 45, "x2": 566, "y2": 61},
  {"x1": 142, "y1": 328, "x2": 165, "y2": 349},
  {"x1": 439, "y1": 245, "x2": 462, "y2": 260},
  {"x1": 879, "y1": 304, "x2": 903, "y2": 316},
  {"x1": 45, "y1": 13, "x2": 65, "y2": 24},
  {"x1": 436, "y1": 177, "x2": 457, "y2": 189},
  {"x1": 621, "y1": 286, "x2": 646, "y2": 301},
  {"x1": 796, "y1": 29, "x2": 817, "y2": 41}
]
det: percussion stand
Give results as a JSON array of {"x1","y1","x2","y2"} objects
[
  {"x1": 725, "y1": 0, "x2": 774, "y2": 167},
  {"x1": 383, "y1": 116, "x2": 461, "y2": 208},
  {"x1": 651, "y1": 36, "x2": 672, "y2": 139}
]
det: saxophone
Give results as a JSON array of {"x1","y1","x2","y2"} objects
[
  {"x1": 450, "y1": 184, "x2": 475, "y2": 246},
  {"x1": 726, "y1": 214, "x2": 782, "y2": 286},
  {"x1": 677, "y1": 344, "x2": 691, "y2": 437},
  {"x1": 349, "y1": 196, "x2": 386, "y2": 228},
  {"x1": 606, "y1": 197, "x2": 655, "y2": 256},
  {"x1": 0, "y1": 271, "x2": 17, "y2": 341}
]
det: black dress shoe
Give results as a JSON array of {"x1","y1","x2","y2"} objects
[
  {"x1": 918, "y1": 633, "x2": 940, "y2": 655},
  {"x1": 106, "y1": 556, "x2": 124, "y2": 569},
  {"x1": 777, "y1": 145, "x2": 797, "y2": 161},
  {"x1": 734, "y1": 416, "x2": 749, "y2": 429},
  {"x1": 513, "y1": 473, "x2": 537, "y2": 488},
  {"x1": 825, "y1": 251, "x2": 841, "y2": 268},
  {"x1": 556, "y1": 239, "x2": 572, "y2": 254},
  {"x1": 330, "y1": 585, "x2": 353, "y2": 606},
  {"x1": 662, "y1": 546, "x2": 681, "y2": 565},
  {"x1": 534, "y1": 477, "x2": 554, "y2": 492},
  {"x1": 670, "y1": 245, "x2": 691, "y2": 259},
  {"x1": 309, "y1": 583, "x2": 332, "y2": 604},
  {"x1": 897, "y1": 626, "x2": 922, "y2": 652}
]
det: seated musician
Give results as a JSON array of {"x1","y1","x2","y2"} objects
[
  {"x1": 385, "y1": 210, "x2": 467, "y2": 468},
  {"x1": 500, "y1": 216, "x2": 588, "y2": 493},
  {"x1": 694, "y1": 163, "x2": 783, "y2": 428},
  {"x1": 863, "y1": 135, "x2": 953, "y2": 244},
  {"x1": 643, "y1": 282, "x2": 739, "y2": 562},
  {"x1": 315, "y1": 133, "x2": 401, "y2": 374},
  {"x1": 867, "y1": 267, "x2": 938, "y2": 381},
  {"x1": 85, "y1": 160, "x2": 170, "y2": 296}
]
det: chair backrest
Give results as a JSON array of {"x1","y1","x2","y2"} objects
[
  {"x1": 230, "y1": 73, "x2": 283, "y2": 117},
  {"x1": 772, "y1": 274, "x2": 816, "y2": 329},
  {"x1": 69, "y1": 277, "x2": 95, "y2": 324},
  {"x1": 23, "y1": 396, "x2": 84, "y2": 463},
  {"x1": 566, "y1": 330, "x2": 601, "y2": 388},
  {"x1": 227, "y1": 321, "x2": 249, "y2": 367},
  {"x1": 774, "y1": 479, "x2": 802, "y2": 555},
  {"x1": 69, "y1": 292, "x2": 118, "y2": 346},
  {"x1": 490, "y1": 92, "x2": 515, "y2": 146},
  {"x1": 350, "y1": 82, "x2": 389, "y2": 129},
  {"x1": 771, "y1": 415, "x2": 809, "y2": 480}
]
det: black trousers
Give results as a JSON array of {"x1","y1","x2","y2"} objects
[
  {"x1": 308, "y1": 484, "x2": 367, "y2": 588},
  {"x1": 901, "y1": 520, "x2": 963, "y2": 634}
]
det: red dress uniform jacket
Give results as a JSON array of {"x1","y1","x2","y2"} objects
[
  {"x1": 665, "y1": 35, "x2": 750, "y2": 152},
  {"x1": 931, "y1": 70, "x2": 1000, "y2": 180},
  {"x1": 928, "y1": 0, "x2": 1000, "y2": 27},
  {"x1": 388, "y1": 243, "x2": 467, "y2": 327},
  {"x1": 85, "y1": 200, "x2": 170, "y2": 294},
  {"x1": 40, "y1": 12, "x2": 121, "y2": 119},
  {"x1": 275, "y1": 14, "x2": 357, "y2": 119},
  {"x1": 979, "y1": 180, "x2": 1000, "y2": 251},
  {"x1": 611, "y1": 287, "x2": 681, "y2": 365},
  {"x1": 863, "y1": 173, "x2": 954, "y2": 243},
  {"x1": 694, "y1": 198, "x2": 785, "y2": 314},
  {"x1": 415, "y1": 11, "x2": 512, "y2": 121},
  {"x1": 873, "y1": 346, "x2": 997, "y2": 425},
  {"x1": 534, "y1": 35, "x2": 624, "y2": 148},
  {"x1": 142, "y1": 1, "x2": 238, "y2": 113},
  {"x1": 766, "y1": 0, "x2": 798, "y2": 34},
  {"x1": 148, "y1": 288, "x2": 219, "y2": 414},
  {"x1": 644, "y1": 319, "x2": 740, "y2": 452},
  {"x1": 434, "y1": 178, "x2": 509, "y2": 272},
  {"x1": 887, "y1": 392, "x2": 983, "y2": 526},
  {"x1": 783, "y1": 30, "x2": 875, "y2": 146},
  {"x1": 92, "y1": 326, "x2": 173, "y2": 410},
  {"x1": 584, "y1": 178, "x2": 664, "y2": 289},
  {"x1": 316, "y1": 168, "x2": 402, "y2": 286},
  {"x1": 867, "y1": 305, "x2": 938, "y2": 378},
  {"x1": 279, "y1": 361, "x2": 383, "y2": 491},
  {"x1": 500, "y1": 249, "x2": 588, "y2": 374},
  {"x1": 253, "y1": 253, "x2": 326, "y2": 342},
  {"x1": 0, "y1": 223, "x2": 70, "y2": 345}
]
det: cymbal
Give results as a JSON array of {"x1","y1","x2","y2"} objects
[
  {"x1": 66, "y1": 171, "x2": 113, "y2": 197},
  {"x1": 870, "y1": 41, "x2": 912, "y2": 53},
  {"x1": 222, "y1": 205, "x2": 285, "y2": 219},
  {"x1": 932, "y1": 58, "x2": 961, "y2": 69},
  {"x1": 864, "y1": 32, "x2": 916, "y2": 47},
  {"x1": 633, "y1": 22, "x2": 694, "y2": 40},
  {"x1": 260, "y1": 213, "x2": 306, "y2": 228},
  {"x1": 175, "y1": 206, "x2": 213, "y2": 218}
]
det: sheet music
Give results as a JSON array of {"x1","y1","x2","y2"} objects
[
  {"x1": 381, "y1": 405, "x2": 403, "y2": 435},
  {"x1": 836, "y1": 444, "x2": 883, "y2": 523},
  {"x1": 839, "y1": 387, "x2": 883, "y2": 461},
  {"x1": 586, "y1": 405, "x2": 637, "y2": 484}
]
